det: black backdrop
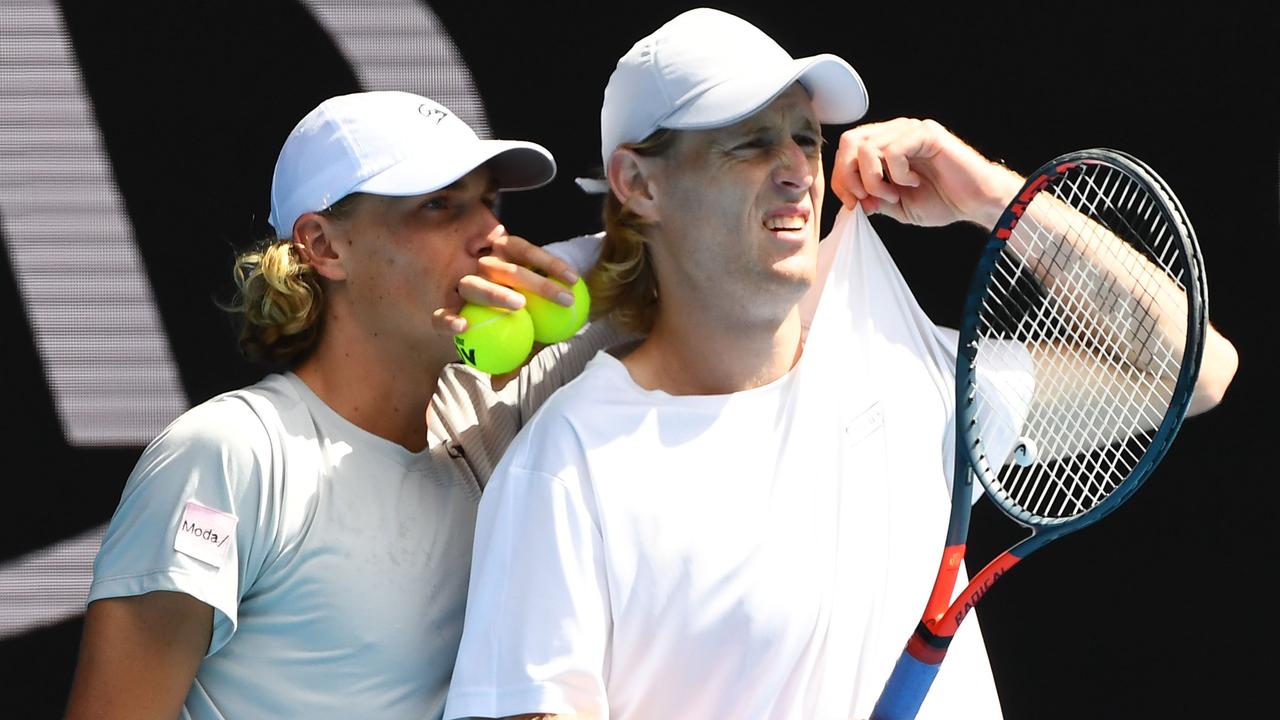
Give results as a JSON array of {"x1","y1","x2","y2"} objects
[{"x1": 1, "y1": 1, "x2": 1275, "y2": 717}]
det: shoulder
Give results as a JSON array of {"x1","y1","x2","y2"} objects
[
  {"x1": 533, "y1": 352, "x2": 634, "y2": 419},
  {"x1": 130, "y1": 374, "x2": 314, "y2": 491},
  {"x1": 157, "y1": 374, "x2": 302, "y2": 449},
  {"x1": 497, "y1": 355, "x2": 634, "y2": 471}
]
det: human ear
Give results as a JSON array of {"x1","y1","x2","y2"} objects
[
  {"x1": 607, "y1": 149, "x2": 661, "y2": 222},
  {"x1": 292, "y1": 213, "x2": 348, "y2": 282}
]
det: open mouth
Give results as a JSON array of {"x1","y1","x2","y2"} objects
[
  {"x1": 763, "y1": 206, "x2": 810, "y2": 234},
  {"x1": 764, "y1": 215, "x2": 806, "y2": 231}
]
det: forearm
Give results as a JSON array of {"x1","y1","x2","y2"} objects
[
  {"x1": 1013, "y1": 191, "x2": 1191, "y2": 371},
  {"x1": 1010, "y1": 189, "x2": 1235, "y2": 435}
]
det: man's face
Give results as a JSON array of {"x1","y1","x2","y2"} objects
[
  {"x1": 328, "y1": 166, "x2": 502, "y2": 363},
  {"x1": 647, "y1": 84, "x2": 823, "y2": 317}
]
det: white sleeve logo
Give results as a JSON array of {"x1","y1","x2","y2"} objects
[{"x1": 173, "y1": 501, "x2": 239, "y2": 568}]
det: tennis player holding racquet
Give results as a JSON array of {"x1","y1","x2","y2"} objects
[{"x1": 443, "y1": 9, "x2": 1239, "y2": 720}]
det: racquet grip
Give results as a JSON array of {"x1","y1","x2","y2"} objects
[{"x1": 869, "y1": 649, "x2": 941, "y2": 720}]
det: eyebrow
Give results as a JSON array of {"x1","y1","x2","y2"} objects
[{"x1": 735, "y1": 112, "x2": 820, "y2": 136}]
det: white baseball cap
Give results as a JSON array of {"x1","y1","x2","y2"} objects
[
  {"x1": 576, "y1": 7, "x2": 869, "y2": 193},
  {"x1": 269, "y1": 91, "x2": 556, "y2": 238}
]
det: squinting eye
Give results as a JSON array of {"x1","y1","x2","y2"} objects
[{"x1": 422, "y1": 197, "x2": 448, "y2": 210}]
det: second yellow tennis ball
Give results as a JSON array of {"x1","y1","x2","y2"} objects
[
  {"x1": 521, "y1": 277, "x2": 591, "y2": 344},
  {"x1": 454, "y1": 304, "x2": 534, "y2": 375}
]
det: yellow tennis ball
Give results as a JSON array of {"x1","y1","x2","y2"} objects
[
  {"x1": 521, "y1": 277, "x2": 591, "y2": 344},
  {"x1": 454, "y1": 304, "x2": 534, "y2": 375}
]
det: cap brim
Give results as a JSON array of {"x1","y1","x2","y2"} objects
[
  {"x1": 663, "y1": 53, "x2": 868, "y2": 130},
  {"x1": 355, "y1": 139, "x2": 556, "y2": 197},
  {"x1": 574, "y1": 177, "x2": 611, "y2": 194}
]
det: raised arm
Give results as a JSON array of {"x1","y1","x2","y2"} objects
[
  {"x1": 64, "y1": 591, "x2": 211, "y2": 719},
  {"x1": 830, "y1": 118, "x2": 1237, "y2": 429}
]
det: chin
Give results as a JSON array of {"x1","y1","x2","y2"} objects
[
  {"x1": 771, "y1": 248, "x2": 818, "y2": 285},
  {"x1": 748, "y1": 269, "x2": 812, "y2": 310}
]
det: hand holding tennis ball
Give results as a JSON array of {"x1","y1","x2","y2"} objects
[
  {"x1": 453, "y1": 304, "x2": 535, "y2": 375},
  {"x1": 521, "y1": 276, "x2": 591, "y2": 344},
  {"x1": 453, "y1": 278, "x2": 590, "y2": 374}
]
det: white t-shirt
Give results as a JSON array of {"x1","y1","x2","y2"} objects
[
  {"x1": 87, "y1": 248, "x2": 626, "y2": 719},
  {"x1": 444, "y1": 207, "x2": 1031, "y2": 720}
]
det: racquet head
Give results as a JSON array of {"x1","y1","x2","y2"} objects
[{"x1": 960, "y1": 149, "x2": 1206, "y2": 545}]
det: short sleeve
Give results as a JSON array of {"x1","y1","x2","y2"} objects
[
  {"x1": 87, "y1": 394, "x2": 277, "y2": 655},
  {"x1": 444, "y1": 459, "x2": 611, "y2": 719}
]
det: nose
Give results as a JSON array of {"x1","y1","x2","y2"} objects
[
  {"x1": 466, "y1": 205, "x2": 504, "y2": 259},
  {"x1": 772, "y1": 140, "x2": 816, "y2": 198}
]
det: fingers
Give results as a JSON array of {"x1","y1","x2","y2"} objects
[
  {"x1": 856, "y1": 140, "x2": 899, "y2": 205},
  {"x1": 883, "y1": 146, "x2": 923, "y2": 190},
  {"x1": 434, "y1": 234, "x2": 583, "y2": 337},
  {"x1": 832, "y1": 118, "x2": 932, "y2": 213},
  {"x1": 431, "y1": 307, "x2": 468, "y2": 336},
  {"x1": 430, "y1": 277, "x2": 529, "y2": 336},
  {"x1": 491, "y1": 234, "x2": 579, "y2": 286},
  {"x1": 472, "y1": 254, "x2": 576, "y2": 306},
  {"x1": 432, "y1": 266, "x2": 559, "y2": 337},
  {"x1": 458, "y1": 266, "x2": 527, "y2": 304},
  {"x1": 830, "y1": 131, "x2": 865, "y2": 209},
  {"x1": 429, "y1": 264, "x2": 532, "y2": 337}
]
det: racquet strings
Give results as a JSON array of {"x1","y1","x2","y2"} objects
[{"x1": 971, "y1": 161, "x2": 1191, "y2": 526}]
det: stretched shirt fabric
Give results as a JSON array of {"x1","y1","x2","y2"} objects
[
  {"x1": 86, "y1": 239, "x2": 623, "y2": 720},
  {"x1": 444, "y1": 207, "x2": 1032, "y2": 720}
]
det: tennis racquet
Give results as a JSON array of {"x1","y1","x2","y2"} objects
[{"x1": 869, "y1": 149, "x2": 1208, "y2": 720}]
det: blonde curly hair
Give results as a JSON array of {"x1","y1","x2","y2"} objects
[
  {"x1": 586, "y1": 129, "x2": 679, "y2": 335},
  {"x1": 224, "y1": 194, "x2": 362, "y2": 366}
]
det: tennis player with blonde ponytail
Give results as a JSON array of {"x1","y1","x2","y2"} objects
[{"x1": 65, "y1": 91, "x2": 623, "y2": 720}]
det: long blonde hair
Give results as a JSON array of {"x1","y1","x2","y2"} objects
[
  {"x1": 586, "y1": 129, "x2": 678, "y2": 335},
  {"x1": 224, "y1": 193, "x2": 362, "y2": 366}
]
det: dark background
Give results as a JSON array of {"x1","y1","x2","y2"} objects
[{"x1": 1, "y1": 1, "x2": 1274, "y2": 717}]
